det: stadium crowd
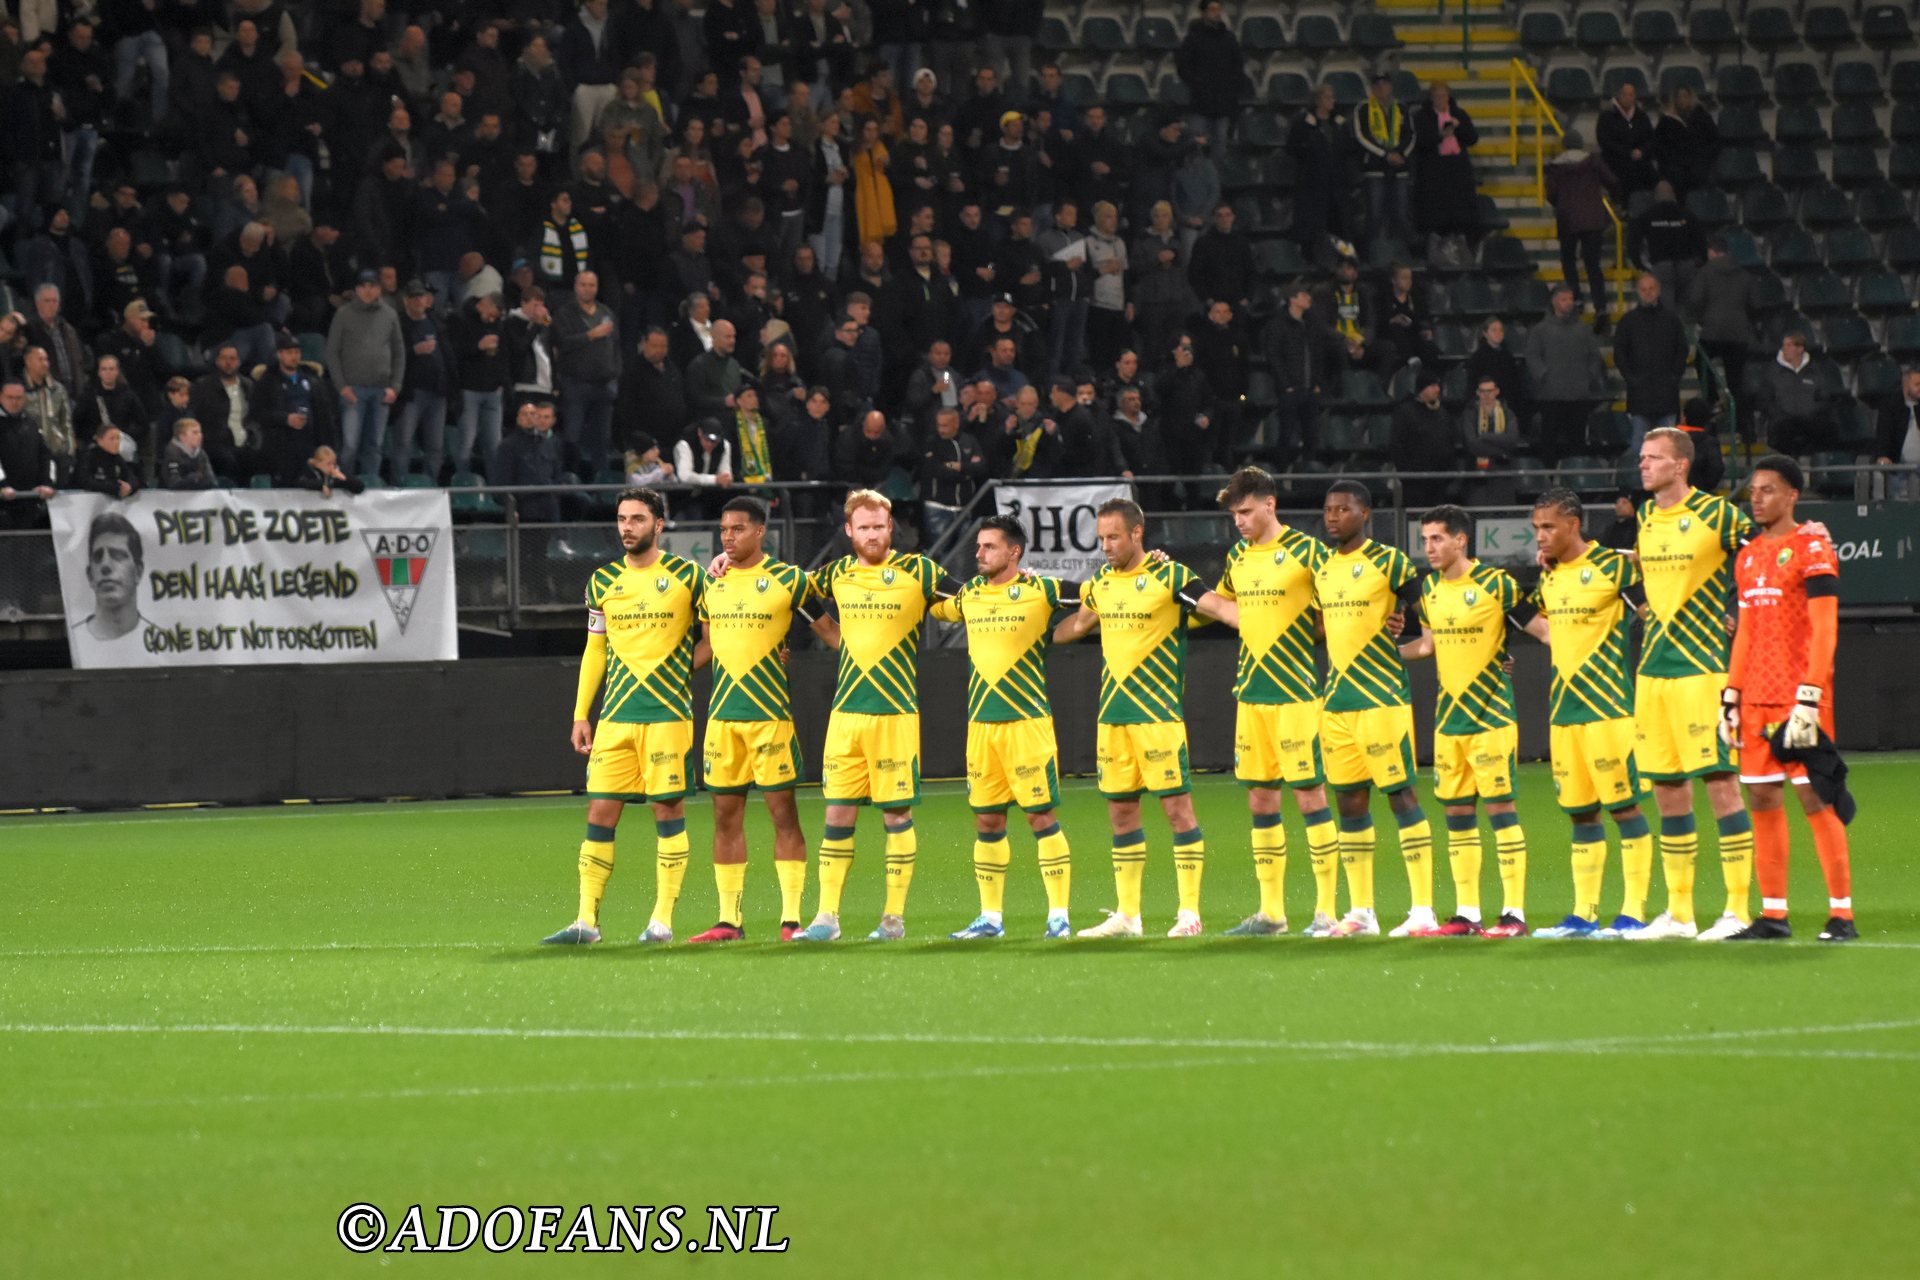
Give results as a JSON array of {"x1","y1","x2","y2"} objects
[{"x1": 0, "y1": 0, "x2": 1915, "y2": 536}]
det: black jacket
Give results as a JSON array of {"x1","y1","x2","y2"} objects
[
  {"x1": 1175, "y1": 19, "x2": 1246, "y2": 119},
  {"x1": 616, "y1": 352, "x2": 692, "y2": 448},
  {"x1": 491, "y1": 428, "x2": 564, "y2": 521},
  {"x1": 70, "y1": 442, "x2": 142, "y2": 497},
  {"x1": 449, "y1": 306, "x2": 509, "y2": 394},
  {"x1": 1187, "y1": 227, "x2": 1255, "y2": 307},
  {"x1": 918, "y1": 430, "x2": 988, "y2": 506},
  {"x1": 1264, "y1": 309, "x2": 1335, "y2": 395},
  {"x1": 1612, "y1": 303, "x2": 1690, "y2": 417},
  {"x1": 0, "y1": 411, "x2": 57, "y2": 491}
]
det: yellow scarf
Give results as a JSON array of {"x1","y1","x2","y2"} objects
[
  {"x1": 1334, "y1": 285, "x2": 1362, "y2": 344},
  {"x1": 1478, "y1": 402, "x2": 1508, "y2": 437},
  {"x1": 1012, "y1": 418, "x2": 1042, "y2": 474},
  {"x1": 1366, "y1": 99, "x2": 1402, "y2": 149},
  {"x1": 736, "y1": 412, "x2": 772, "y2": 483}
]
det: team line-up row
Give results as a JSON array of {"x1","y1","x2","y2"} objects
[{"x1": 539, "y1": 429, "x2": 1856, "y2": 949}]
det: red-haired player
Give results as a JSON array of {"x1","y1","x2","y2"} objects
[{"x1": 1720, "y1": 455, "x2": 1856, "y2": 942}]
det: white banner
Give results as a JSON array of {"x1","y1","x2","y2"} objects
[
  {"x1": 996, "y1": 481, "x2": 1133, "y2": 581},
  {"x1": 51, "y1": 489, "x2": 458, "y2": 669}
]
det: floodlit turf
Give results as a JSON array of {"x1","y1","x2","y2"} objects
[{"x1": 4, "y1": 757, "x2": 1919, "y2": 1277}]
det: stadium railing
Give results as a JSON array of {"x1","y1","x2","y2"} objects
[{"x1": 1508, "y1": 58, "x2": 1632, "y2": 313}]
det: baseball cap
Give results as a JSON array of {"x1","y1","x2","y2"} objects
[
  {"x1": 356, "y1": 269, "x2": 380, "y2": 286},
  {"x1": 274, "y1": 328, "x2": 299, "y2": 350},
  {"x1": 403, "y1": 278, "x2": 434, "y2": 298},
  {"x1": 123, "y1": 300, "x2": 154, "y2": 321},
  {"x1": 992, "y1": 291, "x2": 1015, "y2": 305}
]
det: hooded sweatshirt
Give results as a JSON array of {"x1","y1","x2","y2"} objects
[{"x1": 325, "y1": 296, "x2": 407, "y2": 392}]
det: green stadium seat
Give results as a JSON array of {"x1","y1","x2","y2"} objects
[
  {"x1": 1136, "y1": 17, "x2": 1181, "y2": 52},
  {"x1": 1854, "y1": 353, "x2": 1904, "y2": 400},
  {"x1": 1477, "y1": 235, "x2": 1534, "y2": 277},
  {"x1": 1746, "y1": 5, "x2": 1802, "y2": 59},
  {"x1": 1079, "y1": 16, "x2": 1128, "y2": 53},
  {"x1": 1266, "y1": 71, "x2": 1312, "y2": 110},
  {"x1": 1241, "y1": 15, "x2": 1288, "y2": 54},
  {"x1": 1772, "y1": 146, "x2": 1825, "y2": 188},
  {"x1": 1831, "y1": 147, "x2": 1886, "y2": 188},
  {"x1": 1894, "y1": 59, "x2": 1920, "y2": 103},
  {"x1": 1575, "y1": 8, "x2": 1629, "y2": 56},
  {"x1": 1559, "y1": 456, "x2": 1617, "y2": 498},
  {"x1": 1863, "y1": 5, "x2": 1915, "y2": 55},
  {"x1": 1743, "y1": 184, "x2": 1793, "y2": 232},
  {"x1": 1341, "y1": 370, "x2": 1393, "y2": 412},
  {"x1": 1688, "y1": 7, "x2": 1741, "y2": 58},
  {"x1": 1520, "y1": 8, "x2": 1571, "y2": 54},
  {"x1": 1799, "y1": 183, "x2": 1856, "y2": 228},
  {"x1": 448, "y1": 471, "x2": 504, "y2": 520},
  {"x1": 1712, "y1": 148, "x2": 1765, "y2": 188},
  {"x1": 1833, "y1": 103, "x2": 1885, "y2": 146},
  {"x1": 1632, "y1": 6, "x2": 1684, "y2": 56},
  {"x1": 1775, "y1": 104, "x2": 1828, "y2": 147},
  {"x1": 248, "y1": 473, "x2": 274, "y2": 490},
  {"x1": 1824, "y1": 228, "x2": 1878, "y2": 274},
  {"x1": 1856, "y1": 271, "x2": 1913, "y2": 316},
  {"x1": 1804, "y1": 5, "x2": 1857, "y2": 52},
  {"x1": 1657, "y1": 61, "x2": 1708, "y2": 104},
  {"x1": 1833, "y1": 61, "x2": 1886, "y2": 104},
  {"x1": 1809, "y1": 452, "x2": 1862, "y2": 497},
  {"x1": 1351, "y1": 14, "x2": 1402, "y2": 55},
  {"x1": 1715, "y1": 64, "x2": 1769, "y2": 105},
  {"x1": 1819, "y1": 312, "x2": 1878, "y2": 362},
  {"x1": 1854, "y1": 183, "x2": 1912, "y2": 229},
  {"x1": 355, "y1": 473, "x2": 385, "y2": 490},
  {"x1": 1686, "y1": 187, "x2": 1735, "y2": 229},
  {"x1": 1774, "y1": 61, "x2": 1827, "y2": 105},
  {"x1": 1292, "y1": 14, "x2": 1344, "y2": 57},
  {"x1": 398, "y1": 474, "x2": 437, "y2": 489},
  {"x1": 1888, "y1": 225, "x2": 1920, "y2": 271},
  {"x1": 1450, "y1": 275, "x2": 1500, "y2": 319},
  {"x1": 1884, "y1": 313, "x2": 1920, "y2": 359}
]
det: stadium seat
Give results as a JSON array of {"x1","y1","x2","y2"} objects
[
  {"x1": 1825, "y1": 226, "x2": 1880, "y2": 272},
  {"x1": 1477, "y1": 235, "x2": 1534, "y2": 277},
  {"x1": 1246, "y1": 369, "x2": 1278, "y2": 414},
  {"x1": 1833, "y1": 102, "x2": 1885, "y2": 145},
  {"x1": 1266, "y1": 70, "x2": 1312, "y2": 109},
  {"x1": 1392, "y1": 70, "x2": 1422, "y2": 104},
  {"x1": 1774, "y1": 104, "x2": 1829, "y2": 147},
  {"x1": 448, "y1": 472, "x2": 505, "y2": 520},
  {"x1": 1863, "y1": 5, "x2": 1916, "y2": 55},
  {"x1": 1104, "y1": 70, "x2": 1152, "y2": 109},
  {"x1": 1502, "y1": 277, "x2": 1551, "y2": 317},
  {"x1": 1717, "y1": 104, "x2": 1768, "y2": 148},
  {"x1": 1064, "y1": 73, "x2": 1097, "y2": 106},
  {"x1": 1473, "y1": 195, "x2": 1510, "y2": 231},
  {"x1": 1804, "y1": 5, "x2": 1857, "y2": 53},
  {"x1": 1575, "y1": 7, "x2": 1630, "y2": 57},
  {"x1": 1796, "y1": 270, "x2": 1856, "y2": 314},
  {"x1": 1821, "y1": 312, "x2": 1879, "y2": 362},
  {"x1": 1721, "y1": 227, "x2": 1764, "y2": 269},
  {"x1": 1080, "y1": 16, "x2": 1129, "y2": 53},
  {"x1": 1856, "y1": 182, "x2": 1914, "y2": 230},
  {"x1": 1831, "y1": 146, "x2": 1887, "y2": 187},
  {"x1": 1253, "y1": 238, "x2": 1306, "y2": 278},
  {"x1": 1136, "y1": 16, "x2": 1181, "y2": 52},
  {"x1": 1657, "y1": 62, "x2": 1709, "y2": 104},
  {"x1": 1631, "y1": 5, "x2": 1685, "y2": 58},
  {"x1": 1440, "y1": 364, "x2": 1470, "y2": 409},
  {"x1": 1242, "y1": 15, "x2": 1288, "y2": 54},
  {"x1": 1894, "y1": 102, "x2": 1920, "y2": 143},
  {"x1": 1291, "y1": 12, "x2": 1345, "y2": 58},
  {"x1": 1559, "y1": 456, "x2": 1617, "y2": 498},
  {"x1": 1688, "y1": 7, "x2": 1742, "y2": 60},
  {"x1": 1318, "y1": 414, "x2": 1367, "y2": 458},
  {"x1": 1800, "y1": 182, "x2": 1858, "y2": 228},
  {"x1": 1341, "y1": 369, "x2": 1392, "y2": 411},
  {"x1": 1037, "y1": 15, "x2": 1071, "y2": 49},
  {"x1": 1511, "y1": 459, "x2": 1553, "y2": 503},
  {"x1": 1855, "y1": 354, "x2": 1905, "y2": 401},
  {"x1": 355, "y1": 474, "x2": 385, "y2": 490},
  {"x1": 1773, "y1": 146, "x2": 1826, "y2": 187},
  {"x1": 1857, "y1": 270, "x2": 1914, "y2": 315},
  {"x1": 128, "y1": 148, "x2": 175, "y2": 190},
  {"x1": 1835, "y1": 400, "x2": 1881, "y2": 450},
  {"x1": 1715, "y1": 64, "x2": 1769, "y2": 106},
  {"x1": 1890, "y1": 142, "x2": 1920, "y2": 186},
  {"x1": 1520, "y1": 7, "x2": 1571, "y2": 54},
  {"x1": 1239, "y1": 113, "x2": 1287, "y2": 148},
  {"x1": 154, "y1": 331, "x2": 202, "y2": 376},
  {"x1": 1433, "y1": 323, "x2": 1472, "y2": 361},
  {"x1": 1601, "y1": 62, "x2": 1653, "y2": 104},
  {"x1": 1219, "y1": 149, "x2": 1263, "y2": 192},
  {"x1": 1322, "y1": 69, "x2": 1369, "y2": 109},
  {"x1": 1809, "y1": 453, "x2": 1862, "y2": 498},
  {"x1": 1586, "y1": 410, "x2": 1633, "y2": 453},
  {"x1": 1687, "y1": 187, "x2": 1735, "y2": 228},
  {"x1": 1742, "y1": 183, "x2": 1794, "y2": 232},
  {"x1": 398, "y1": 474, "x2": 437, "y2": 489},
  {"x1": 1546, "y1": 64, "x2": 1599, "y2": 111},
  {"x1": 1749, "y1": 266, "x2": 1790, "y2": 310},
  {"x1": 1888, "y1": 224, "x2": 1920, "y2": 270},
  {"x1": 1450, "y1": 275, "x2": 1501, "y2": 319},
  {"x1": 1894, "y1": 58, "x2": 1920, "y2": 103},
  {"x1": 1884, "y1": 312, "x2": 1920, "y2": 359},
  {"x1": 1773, "y1": 62, "x2": 1828, "y2": 106},
  {"x1": 1746, "y1": 5, "x2": 1802, "y2": 59},
  {"x1": 1833, "y1": 61, "x2": 1886, "y2": 104},
  {"x1": 248, "y1": 474, "x2": 274, "y2": 490},
  {"x1": 1264, "y1": 150, "x2": 1297, "y2": 191},
  {"x1": 1351, "y1": 13, "x2": 1402, "y2": 55},
  {"x1": 1770, "y1": 227, "x2": 1824, "y2": 273}
]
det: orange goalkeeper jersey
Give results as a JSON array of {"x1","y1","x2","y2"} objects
[{"x1": 1729, "y1": 525, "x2": 1839, "y2": 706}]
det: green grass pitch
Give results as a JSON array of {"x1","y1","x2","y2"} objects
[{"x1": 4, "y1": 757, "x2": 1918, "y2": 1277}]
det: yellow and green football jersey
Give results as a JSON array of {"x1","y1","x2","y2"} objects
[
  {"x1": 1531, "y1": 543, "x2": 1640, "y2": 726},
  {"x1": 1637, "y1": 488, "x2": 1752, "y2": 678},
  {"x1": 699, "y1": 556, "x2": 816, "y2": 722},
  {"x1": 811, "y1": 551, "x2": 944, "y2": 716},
  {"x1": 929, "y1": 572, "x2": 1075, "y2": 722},
  {"x1": 1215, "y1": 527, "x2": 1325, "y2": 706},
  {"x1": 1083, "y1": 557, "x2": 1201, "y2": 724},
  {"x1": 1315, "y1": 539, "x2": 1420, "y2": 712},
  {"x1": 1421, "y1": 561, "x2": 1528, "y2": 734},
  {"x1": 585, "y1": 553, "x2": 707, "y2": 724}
]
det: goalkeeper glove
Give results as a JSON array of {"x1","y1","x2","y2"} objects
[
  {"x1": 1783, "y1": 684, "x2": 1822, "y2": 750},
  {"x1": 1719, "y1": 687, "x2": 1741, "y2": 748}
]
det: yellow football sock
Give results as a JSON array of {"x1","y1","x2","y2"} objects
[
  {"x1": 651, "y1": 816, "x2": 690, "y2": 928},
  {"x1": 714, "y1": 860, "x2": 746, "y2": 927},
  {"x1": 1717, "y1": 811, "x2": 1754, "y2": 923},
  {"x1": 1251, "y1": 811, "x2": 1287, "y2": 920},
  {"x1": 1491, "y1": 811, "x2": 1526, "y2": 916},
  {"x1": 1338, "y1": 815, "x2": 1376, "y2": 912},
  {"x1": 1570, "y1": 820, "x2": 1607, "y2": 921},
  {"x1": 1395, "y1": 805, "x2": 1433, "y2": 912},
  {"x1": 1660, "y1": 815, "x2": 1699, "y2": 924},
  {"x1": 1172, "y1": 826, "x2": 1205, "y2": 916},
  {"x1": 1035, "y1": 822, "x2": 1072, "y2": 913},
  {"x1": 774, "y1": 857, "x2": 807, "y2": 922},
  {"x1": 1445, "y1": 811, "x2": 1482, "y2": 919},
  {"x1": 817, "y1": 823, "x2": 855, "y2": 915},
  {"x1": 1615, "y1": 811, "x2": 1652, "y2": 921},
  {"x1": 973, "y1": 831, "x2": 1010, "y2": 915},
  {"x1": 1112, "y1": 828, "x2": 1147, "y2": 918},
  {"x1": 882, "y1": 820, "x2": 916, "y2": 916},
  {"x1": 576, "y1": 824, "x2": 616, "y2": 926},
  {"x1": 1303, "y1": 808, "x2": 1339, "y2": 918}
]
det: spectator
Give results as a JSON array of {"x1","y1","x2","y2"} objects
[
  {"x1": 965, "y1": 293, "x2": 1045, "y2": 389},
  {"x1": 1311, "y1": 251, "x2": 1374, "y2": 373},
  {"x1": 1525, "y1": 284, "x2": 1608, "y2": 462},
  {"x1": 1599, "y1": 492, "x2": 1639, "y2": 551},
  {"x1": 780, "y1": 384, "x2": 838, "y2": 505},
  {"x1": 1611, "y1": 273, "x2": 1690, "y2": 454},
  {"x1": 960, "y1": 375, "x2": 1002, "y2": 440},
  {"x1": 1175, "y1": 0, "x2": 1243, "y2": 149},
  {"x1": 25, "y1": 284, "x2": 88, "y2": 400},
  {"x1": 982, "y1": 0, "x2": 1041, "y2": 103},
  {"x1": 23, "y1": 208, "x2": 93, "y2": 322},
  {"x1": 21, "y1": 345, "x2": 75, "y2": 475},
  {"x1": 1875, "y1": 366, "x2": 1920, "y2": 501},
  {"x1": 449, "y1": 295, "x2": 508, "y2": 478},
  {"x1": 70, "y1": 420, "x2": 139, "y2": 498},
  {"x1": 1678, "y1": 395, "x2": 1725, "y2": 494},
  {"x1": 299, "y1": 445, "x2": 365, "y2": 497},
  {"x1": 326, "y1": 271, "x2": 407, "y2": 478},
  {"x1": 1111, "y1": 387, "x2": 1168, "y2": 507},
  {"x1": 0, "y1": 314, "x2": 24, "y2": 387},
  {"x1": 552, "y1": 271, "x2": 621, "y2": 477},
  {"x1": 1354, "y1": 75, "x2": 1413, "y2": 245},
  {"x1": 287, "y1": 220, "x2": 353, "y2": 335},
  {"x1": 834, "y1": 407, "x2": 908, "y2": 488},
  {"x1": 1655, "y1": 85, "x2": 1719, "y2": 199},
  {"x1": 1288, "y1": 84, "x2": 1348, "y2": 250},
  {"x1": 687, "y1": 317, "x2": 747, "y2": 420},
  {"x1": 108, "y1": 0, "x2": 171, "y2": 124},
  {"x1": 206, "y1": 263, "x2": 277, "y2": 371},
  {"x1": 1265, "y1": 282, "x2": 1333, "y2": 462},
  {"x1": 1461, "y1": 376, "x2": 1521, "y2": 467},
  {"x1": 1758, "y1": 333, "x2": 1836, "y2": 456},
  {"x1": 91, "y1": 228, "x2": 152, "y2": 337},
  {"x1": 1048, "y1": 375, "x2": 1123, "y2": 478},
  {"x1": 253, "y1": 331, "x2": 329, "y2": 485},
  {"x1": 6, "y1": 48, "x2": 67, "y2": 236},
  {"x1": 505, "y1": 285, "x2": 559, "y2": 405},
  {"x1": 1411, "y1": 81, "x2": 1480, "y2": 243},
  {"x1": 154, "y1": 377, "x2": 193, "y2": 455},
  {"x1": 393, "y1": 281, "x2": 452, "y2": 481},
  {"x1": 1687, "y1": 234, "x2": 1756, "y2": 442},
  {"x1": 1132, "y1": 201, "x2": 1198, "y2": 365},
  {"x1": 1191, "y1": 299, "x2": 1249, "y2": 468},
  {"x1": 1389, "y1": 371, "x2": 1456, "y2": 506},
  {"x1": 619, "y1": 327, "x2": 692, "y2": 448},
  {"x1": 623, "y1": 435, "x2": 675, "y2": 485},
  {"x1": 951, "y1": 64, "x2": 1007, "y2": 153},
  {"x1": 851, "y1": 116, "x2": 897, "y2": 245},
  {"x1": 1099, "y1": 349, "x2": 1154, "y2": 417},
  {"x1": 1187, "y1": 202, "x2": 1253, "y2": 312},
  {"x1": 74, "y1": 355, "x2": 149, "y2": 467},
  {"x1": 990, "y1": 384, "x2": 1060, "y2": 478},
  {"x1": 1083, "y1": 201, "x2": 1129, "y2": 367},
  {"x1": 1153, "y1": 337, "x2": 1213, "y2": 490},
  {"x1": 904, "y1": 338, "x2": 962, "y2": 430},
  {"x1": 1375, "y1": 262, "x2": 1438, "y2": 380},
  {"x1": 1545, "y1": 128, "x2": 1617, "y2": 329},
  {"x1": 160, "y1": 418, "x2": 216, "y2": 491},
  {"x1": 1629, "y1": 180, "x2": 1706, "y2": 305},
  {"x1": 536, "y1": 190, "x2": 591, "y2": 287},
  {"x1": 0, "y1": 380, "x2": 58, "y2": 527},
  {"x1": 732, "y1": 382, "x2": 776, "y2": 485},
  {"x1": 99, "y1": 302, "x2": 166, "y2": 416},
  {"x1": 147, "y1": 188, "x2": 210, "y2": 322},
  {"x1": 675, "y1": 415, "x2": 737, "y2": 502},
  {"x1": 917, "y1": 404, "x2": 986, "y2": 546},
  {"x1": 1596, "y1": 81, "x2": 1658, "y2": 203},
  {"x1": 1035, "y1": 199, "x2": 1092, "y2": 374},
  {"x1": 493, "y1": 399, "x2": 564, "y2": 523},
  {"x1": 1463, "y1": 317, "x2": 1526, "y2": 419}
]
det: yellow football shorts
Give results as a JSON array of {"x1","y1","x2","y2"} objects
[
  {"x1": 1433, "y1": 724, "x2": 1518, "y2": 804},
  {"x1": 702, "y1": 718, "x2": 802, "y2": 794},
  {"x1": 966, "y1": 718, "x2": 1062, "y2": 813},
  {"x1": 1635, "y1": 672, "x2": 1735, "y2": 781},
  {"x1": 1550, "y1": 717, "x2": 1645, "y2": 813},
  {"x1": 1234, "y1": 699, "x2": 1325, "y2": 789},
  {"x1": 1322, "y1": 704, "x2": 1417, "y2": 792},
  {"x1": 822, "y1": 710, "x2": 922, "y2": 807},
  {"x1": 1096, "y1": 721, "x2": 1192, "y2": 799},
  {"x1": 585, "y1": 719, "x2": 696, "y2": 803}
]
